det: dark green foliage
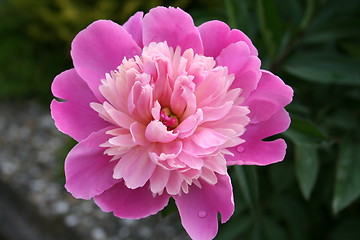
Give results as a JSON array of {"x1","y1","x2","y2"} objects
[
  {"x1": 215, "y1": 0, "x2": 360, "y2": 239},
  {"x1": 1, "y1": 0, "x2": 360, "y2": 239}
]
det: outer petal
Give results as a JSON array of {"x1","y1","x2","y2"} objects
[
  {"x1": 244, "y1": 108, "x2": 291, "y2": 141},
  {"x1": 64, "y1": 127, "x2": 118, "y2": 199},
  {"x1": 51, "y1": 69, "x2": 110, "y2": 141},
  {"x1": 216, "y1": 42, "x2": 261, "y2": 99},
  {"x1": 173, "y1": 174, "x2": 234, "y2": 240},
  {"x1": 94, "y1": 182, "x2": 170, "y2": 219},
  {"x1": 142, "y1": 7, "x2": 203, "y2": 54},
  {"x1": 71, "y1": 20, "x2": 142, "y2": 101},
  {"x1": 243, "y1": 70, "x2": 294, "y2": 124},
  {"x1": 123, "y1": 11, "x2": 144, "y2": 47},
  {"x1": 226, "y1": 109, "x2": 291, "y2": 166},
  {"x1": 198, "y1": 20, "x2": 257, "y2": 58},
  {"x1": 228, "y1": 139, "x2": 287, "y2": 166}
]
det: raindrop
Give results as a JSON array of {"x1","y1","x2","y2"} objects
[
  {"x1": 198, "y1": 210, "x2": 207, "y2": 218},
  {"x1": 237, "y1": 145, "x2": 245, "y2": 153}
]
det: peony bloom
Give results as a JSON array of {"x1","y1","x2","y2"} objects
[{"x1": 51, "y1": 6, "x2": 293, "y2": 240}]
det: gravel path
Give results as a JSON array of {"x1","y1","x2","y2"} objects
[{"x1": 0, "y1": 101, "x2": 189, "y2": 240}]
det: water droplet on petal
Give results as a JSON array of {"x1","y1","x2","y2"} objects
[
  {"x1": 237, "y1": 145, "x2": 245, "y2": 153},
  {"x1": 198, "y1": 210, "x2": 207, "y2": 218}
]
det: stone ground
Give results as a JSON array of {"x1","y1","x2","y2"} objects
[{"x1": 0, "y1": 101, "x2": 189, "y2": 240}]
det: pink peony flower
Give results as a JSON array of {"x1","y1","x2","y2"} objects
[{"x1": 51, "y1": 6, "x2": 293, "y2": 240}]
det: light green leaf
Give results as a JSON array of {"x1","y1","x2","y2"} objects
[{"x1": 333, "y1": 139, "x2": 360, "y2": 214}]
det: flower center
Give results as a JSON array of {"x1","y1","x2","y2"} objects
[{"x1": 160, "y1": 107, "x2": 179, "y2": 129}]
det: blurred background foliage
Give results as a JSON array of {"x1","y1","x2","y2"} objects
[{"x1": 1, "y1": 0, "x2": 359, "y2": 239}]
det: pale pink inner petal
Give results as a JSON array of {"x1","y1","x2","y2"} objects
[
  {"x1": 113, "y1": 147, "x2": 156, "y2": 189},
  {"x1": 145, "y1": 120, "x2": 179, "y2": 143},
  {"x1": 89, "y1": 41, "x2": 260, "y2": 196}
]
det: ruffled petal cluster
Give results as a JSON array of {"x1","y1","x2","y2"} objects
[{"x1": 51, "y1": 6, "x2": 293, "y2": 240}]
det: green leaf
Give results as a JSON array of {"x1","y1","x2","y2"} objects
[
  {"x1": 224, "y1": 0, "x2": 236, "y2": 29},
  {"x1": 256, "y1": 0, "x2": 283, "y2": 59},
  {"x1": 284, "y1": 51, "x2": 360, "y2": 86},
  {"x1": 283, "y1": 116, "x2": 327, "y2": 145},
  {"x1": 160, "y1": 197, "x2": 177, "y2": 217},
  {"x1": 268, "y1": 194, "x2": 308, "y2": 240},
  {"x1": 332, "y1": 139, "x2": 360, "y2": 214},
  {"x1": 295, "y1": 143, "x2": 319, "y2": 200},
  {"x1": 234, "y1": 165, "x2": 259, "y2": 216},
  {"x1": 215, "y1": 215, "x2": 252, "y2": 240},
  {"x1": 262, "y1": 216, "x2": 287, "y2": 240},
  {"x1": 329, "y1": 217, "x2": 360, "y2": 240},
  {"x1": 283, "y1": 117, "x2": 323, "y2": 199},
  {"x1": 302, "y1": 28, "x2": 360, "y2": 44}
]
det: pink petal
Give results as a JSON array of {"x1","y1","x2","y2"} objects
[
  {"x1": 177, "y1": 152, "x2": 204, "y2": 169},
  {"x1": 227, "y1": 139, "x2": 287, "y2": 166},
  {"x1": 51, "y1": 69, "x2": 110, "y2": 141},
  {"x1": 170, "y1": 76, "x2": 195, "y2": 117},
  {"x1": 71, "y1": 20, "x2": 141, "y2": 101},
  {"x1": 243, "y1": 70, "x2": 294, "y2": 123},
  {"x1": 145, "y1": 120, "x2": 179, "y2": 143},
  {"x1": 245, "y1": 108, "x2": 291, "y2": 140},
  {"x1": 201, "y1": 101, "x2": 233, "y2": 122},
  {"x1": 149, "y1": 141, "x2": 183, "y2": 170},
  {"x1": 108, "y1": 133, "x2": 135, "y2": 147},
  {"x1": 94, "y1": 181, "x2": 170, "y2": 219},
  {"x1": 216, "y1": 42, "x2": 262, "y2": 98},
  {"x1": 64, "y1": 127, "x2": 119, "y2": 199},
  {"x1": 204, "y1": 154, "x2": 227, "y2": 175},
  {"x1": 226, "y1": 109, "x2": 291, "y2": 166},
  {"x1": 129, "y1": 122, "x2": 148, "y2": 146},
  {"x1": 123, "y1": 11, "x2": 144, "y2": 47},
  {"x1": 142, "y1": 7, "x2": 203, "y2": 54},
  {"x1": 200, "y1": 168, "x2": 218, "y2": 185},
  {"x1": 113, "y1": 147, "x2": 156, "y2": 189},
  {"x1": 173, "y1": 174, "x2": 234, "y2": 240},
  {"x1": 151, "y1": 100, "x2": 161, "y2": 120},
  {"x1": 150, "y1": 167, "x2": 170, "y2": 193},
  {"x1": 166, "y1": 171, "x2": 183, "y2": 195},
  {"x1": 198, "y1": 20, "x2": 257, "y2": 58},
  {"x1": 104, "y1": 103, "x2": 136, "y2": 129},
  {"x1": 176, "y1": 109, "x2": 203, "y2": 138},
  {"x1": 182, "y1": 138, "x2": 218, "y2": 157},
  {"x1": 191, "y1": 127, "x2": 229, "y2": 148},
  {"x1": 201, "y1": 105, "x2": 249, "y2": 134},
  {"x1": 127, "y1": 81, "x2": 153, "y2": 123}
]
